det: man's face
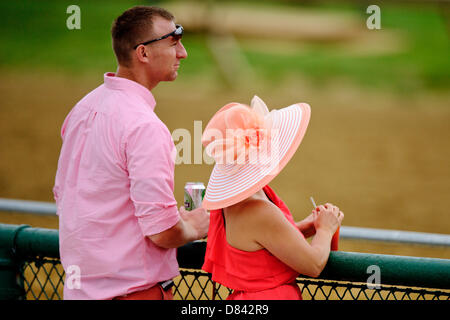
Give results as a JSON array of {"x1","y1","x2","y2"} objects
[{"x1": 144, "y1": 16, "x2": 187, "y2": 82}]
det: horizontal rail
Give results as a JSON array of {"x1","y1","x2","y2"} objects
[
  {"x1": 340, "y1": 226, "x2": 450, "y2": 247},
  {"x1": 1, "y1": 224, "x2": 449, "y2": 290},
  {"x1": 1, "y1": 198, "x2": 450, "y2": 247},
  {"x1": 0, "y1": 198, "x2": 57, "y2": 216}
]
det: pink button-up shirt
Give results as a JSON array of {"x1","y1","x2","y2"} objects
[{"x1": 53, "y1": 72, "x2": 180, "y2": 300}]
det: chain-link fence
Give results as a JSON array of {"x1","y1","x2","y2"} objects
[
  {"x1": 16, "y1": 259, "x2": 450, "y2": 300},
  {"x1": 1, "y1": 224, "x2": 449, "y2": 300},
  {"x1": 176, "y1": 270, "x2": 450, "y2": 301}
]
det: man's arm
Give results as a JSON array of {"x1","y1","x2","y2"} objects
[
  {"x1": 148, "y1": 206, "x2": 209, "y2": 249},
  {"x1": 126, "y1": 121, "x2": 209, "y2": 248}
]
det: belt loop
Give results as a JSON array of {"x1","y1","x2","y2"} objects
[{"x1": 159, "y1": 279, "x2": 174, "y2": 291}]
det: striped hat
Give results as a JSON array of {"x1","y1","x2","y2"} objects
[{"x1": 201, "y1": 96, "x2": 311, "y2": 210}]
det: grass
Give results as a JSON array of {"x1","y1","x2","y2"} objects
[
  {"x1": 0, "y1": 0, "x2": 136, "y2": 73},
  {"x1": 0, "y1": 1, "x2": 448, "y2": 92},
  {"x1": 241, "y1": 3, "x2": 449, "y2": 92}
]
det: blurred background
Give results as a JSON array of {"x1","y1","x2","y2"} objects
[{"x1": 0, "y1": 0, "x2": 449, "y2": 258}]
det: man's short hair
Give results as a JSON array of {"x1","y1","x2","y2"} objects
[{"x1": 111, "y1": 6, "x2": 174, "y2": 67}]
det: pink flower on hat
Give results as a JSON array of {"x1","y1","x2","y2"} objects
[{"x1": 203, "y1": 96, "x2": 275, "y2": 166}]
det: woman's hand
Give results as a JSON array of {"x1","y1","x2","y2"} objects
[
  {"x1": 295, "y1": 212, "x2": 316, "y2": 238},
  {"x1": 313, "y1": 203, "x2": 344, "y2": 235}
]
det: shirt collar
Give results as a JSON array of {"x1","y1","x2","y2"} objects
[{"x1": 104, "y1": 72, "x2": 156, "y2": 110}]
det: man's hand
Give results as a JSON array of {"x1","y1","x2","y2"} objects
[
  {"x1": 148, "y1": 206, "x2": 210, "y2": 249},
  {"x1": 179, "y1": 206, "x2": 210, "y2": 240}
]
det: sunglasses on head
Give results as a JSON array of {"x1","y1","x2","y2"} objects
[{"x1": 134, "y1": 24, "x2": 184, "y2": 49}]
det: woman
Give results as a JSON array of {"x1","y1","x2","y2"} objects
[{"x1": 201, "y1": 96, "x2": 344, "y2": 300}]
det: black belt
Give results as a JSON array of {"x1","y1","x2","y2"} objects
[{"x1": 159, "y1": 280, "x2": 174, "y2": 291}]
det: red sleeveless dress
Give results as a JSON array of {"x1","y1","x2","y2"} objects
[{"x1": 202, "y1": 185, "x2": 303, "y2": 300}]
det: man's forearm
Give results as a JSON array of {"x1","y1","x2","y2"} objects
[{"x1": 148, "y1": 218, "x2": 197, "y2": 249}]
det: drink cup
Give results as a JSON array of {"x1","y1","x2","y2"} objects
[
  {"x1": 184, "y1": 182, "x2": 206, "y2": 211},
  {"x1": 331, "y1": 227, "x2": 339, "y2": 251}
]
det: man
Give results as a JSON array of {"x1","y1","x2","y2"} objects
[{"x1": 53, "y1": 6, "x2": 209, "y2": 300}]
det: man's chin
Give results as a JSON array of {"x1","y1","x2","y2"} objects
[{"x1": 163, "y1": 72, "x2": 178, "y2": 82}]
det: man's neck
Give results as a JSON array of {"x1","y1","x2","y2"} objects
[{"x1": 115, "y1": 65, "x2": 158, "y2": 91}]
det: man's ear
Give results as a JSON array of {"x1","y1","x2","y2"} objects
[{"x1": 135, "y1": 45, "x2": 149, "y2": 63}]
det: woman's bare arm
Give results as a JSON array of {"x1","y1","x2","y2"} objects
[{"x1": 242, "y1": 201, "x2": 343, "y2": 277}]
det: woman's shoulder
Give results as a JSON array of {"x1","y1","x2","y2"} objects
[
  {"x1": 227, "y1": 197, "x2": 284, "y2": 224},
  {"x1": 224, "y1": 198, "x2": 283, "y2": 251}
]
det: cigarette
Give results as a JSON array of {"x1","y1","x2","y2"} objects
[{"x1": 310, "y1": 196, "x2": 317, "y2": 209}]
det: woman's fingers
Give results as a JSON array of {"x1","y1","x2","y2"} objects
[
  {"x1": 338, "y1": 211, "x2": 344, "y2": 223},
  {"x1": 315, "y1": 204, "x2": 343, "y2": 221}
]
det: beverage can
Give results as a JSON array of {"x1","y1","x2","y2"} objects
[{"x1": 184, "y1": 182, "x2": 206, "y2": 211}]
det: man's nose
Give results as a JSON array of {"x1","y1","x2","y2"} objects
[{"x1": 177, "y1": 41, "x2": 188, "y2": 59}]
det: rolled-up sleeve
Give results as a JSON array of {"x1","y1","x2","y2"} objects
[{"x1": 125, "y1": 121, "x2": 179, "y2": 236}]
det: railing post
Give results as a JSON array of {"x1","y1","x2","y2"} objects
[{"x1": 0, "y1": 224, "x2": 29, "y2": 299}]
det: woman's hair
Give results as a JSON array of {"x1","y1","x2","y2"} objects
[{"x1": 111, "y1": 6, "x2": 174, "y2": 67}]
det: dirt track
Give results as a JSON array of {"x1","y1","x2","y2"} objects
[{"x1": 0, "y1": 71, "x2": 449, "y2": 258}]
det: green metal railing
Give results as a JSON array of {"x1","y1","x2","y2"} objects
[{"x1": 1, "y1": 223, "x2": 449, "y2": 300}]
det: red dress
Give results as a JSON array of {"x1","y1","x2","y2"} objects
[{"x1": 202, "y1": 185, "x2": 303, "y2": 300}]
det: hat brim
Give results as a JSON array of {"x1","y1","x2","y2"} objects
[{"x1": 202, "y1": 103, "x2": 311, "y2": 210}]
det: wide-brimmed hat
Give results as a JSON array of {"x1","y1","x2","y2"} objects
[{"x1": 201, "y1": 96, "x2": 311, "y2": 210}]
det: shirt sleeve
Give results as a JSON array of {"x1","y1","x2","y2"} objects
[{"x1": 125, "y1": 120, "x2": 180, "y2": 237}]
